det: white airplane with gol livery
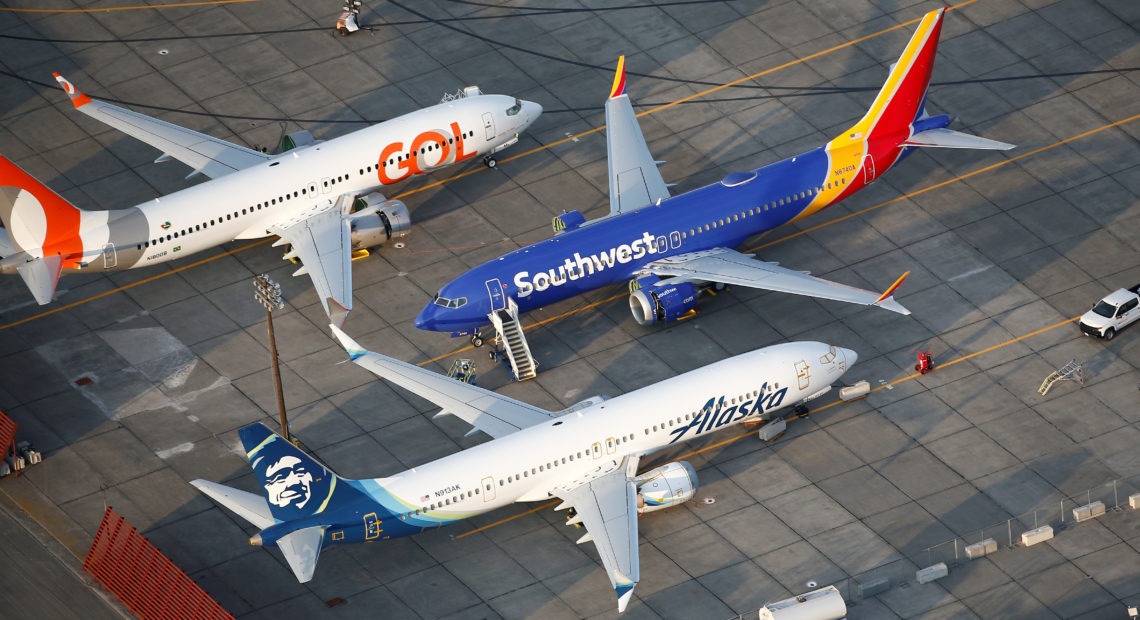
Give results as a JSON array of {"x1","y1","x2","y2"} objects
[
  {"x1": 192, "y1": 325, "x2": 857, "y2": 613},
  {"x1": 0, "y1": 78, "x2": 541, "y2": 323}
]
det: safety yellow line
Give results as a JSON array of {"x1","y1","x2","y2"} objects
[
  {"x1": 392, "y1": 0, "x2": 980, "y2": 202},
  {"x1": 455, "y1": 313, "x2": 1084, "y2": 536},
  {"x1": 454, "y1": 500, "x2": 559, "y2": 540},
  {"x1": 0, "y1": 239, "x2": 271, "y2": 331},
  {"x1": 749, "y1": 112, "x2": 1140, "y2": 253},
  {"x1": 0, "y1": 0, "x2": 256, "y2": 13}
]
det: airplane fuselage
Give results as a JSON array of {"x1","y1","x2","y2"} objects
[
  {"x1": 416, "y1": 113, "x2": 951, "y2": 334},
  {"x1": 311, "y1": 341, "x2": 852, "y2": 547},
  {"x1": 43, "y1": 95, "x2": 538, "y2": 275}
]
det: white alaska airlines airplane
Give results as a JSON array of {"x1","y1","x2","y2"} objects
[
  {"x1": 0, "y1": 77, "x2": 541, "y2": 324},
  {"x1": 192, "y1": 325, "x2": 856, "y2": 613}
]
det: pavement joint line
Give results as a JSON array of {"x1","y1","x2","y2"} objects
[
  {"x1": 463, "y1": 313, "x2": 1088, "y2": 536},
  {"x1": 454, "y1": 500, "x2": 559, "y2": 540},
  {"x1": 751, "y1": 112, "x2": 1140, "y2": 254},
  {"x1": 0, "y1": 1, "x2": 984, "y2": 329},
  {"x1": 391, "y1": 0, "x2": 980, "y2": 202},
  {"x1": 0, "y1": 0, "x2": 257, "y2": 12},
  {"x1": 0, "y1": 239, "x2": 272, "y2": 331}
]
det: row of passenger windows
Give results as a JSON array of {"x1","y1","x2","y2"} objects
[
  {"x1": 382, "y1": 130, "x2": 476, "y2": 167},
  {"x1": 680, "y1": 180, "x2": 846, "y2": 240},
  {"x1": 134, "y1": 168, "x2": 368, "y2": 252},
  {"x1": 398, "y1": 385, "x2": 778, "y2": 521}
]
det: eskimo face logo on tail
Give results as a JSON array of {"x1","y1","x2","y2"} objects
[
  {"x1": 668, "y1": 382, "x2": 789, "y2": 444},
  {"x1": 264, "y1": 455, "x2": 315, "y2": 510},
  {"x1": 514, "y1": 232, "x2": 659, "y2": 298}
]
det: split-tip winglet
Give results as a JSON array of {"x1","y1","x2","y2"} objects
[
  {"x1": 329, "y1": 324, "x2": 367, "y2": 361},
  {"x1": 875, "y1": 270, "x2": 911, "y2": 304},
  {"x1": 52, "y1": 72, "x2": 92, "y2": 108},
  {"x1": 608, "y1": 55, "x2": 627, "y2": 99}
]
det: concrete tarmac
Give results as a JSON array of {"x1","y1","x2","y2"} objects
[{"x1": 1, "y1": 1, "x2": 1139, "y2": 618}]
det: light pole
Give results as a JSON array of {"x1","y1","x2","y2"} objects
[{"x1": 253, "y1": 274, "x2": 290, "y2": 442}]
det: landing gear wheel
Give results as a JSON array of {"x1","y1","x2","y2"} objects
[
  {"x1": 471, "y1": 334, "x2": 484, "y2": 347},
  {"x1": 483, "y1": 156, "x2": 497, "y2": 168},
  {"x1": 1104, "y1": 327, "x2": 1116, "y2": 341}
]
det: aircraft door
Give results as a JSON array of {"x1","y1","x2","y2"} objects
[
  {"x1": 670, "y1": 231, "x2": 682, "y2": 249},
  {"x1": 481, "y1": 476, "x2": 496, "y2": 502},
  {"x1": 321, "y1": 177, "x2": 332, "y2": 194},
  {"x1": 102, "y1": 243, "x2": 117, "y2": 269},
  {"x1": 605, "y1": 437, "x2": 616, "y2": 454},
  {"x1": 363, "y1": 512, "x2": 382, "y2": 540},
  {"x1": 482, "y1": 113, "x2": 495, "y2": 141},
  {"x1": 795, "y1": 360, "x2": 810, "y2": 390},
  {"x1": 307, "y1": 181, "x2": 318, "y2": 197},
  {"x1": 862, "y1": 155, "x2": 877, "y2": 184},
  {"x1": 485, "y1": 278, "x2": 506, "y2": 312},
  {"x1": 591, "y1": 441, "x2": 602, "y2": 459}
]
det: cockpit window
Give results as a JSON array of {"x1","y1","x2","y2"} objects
[
  {"x1": 433, "y1": 294, "x2": 468, "y2": 309},
  {"x1": 506, "y1": 98, "x2": 522, "y2": 116}
]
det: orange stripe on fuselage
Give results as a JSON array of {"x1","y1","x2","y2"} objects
[{"x1": 0, "y1": 157, "x2": 84, "y2": 266}]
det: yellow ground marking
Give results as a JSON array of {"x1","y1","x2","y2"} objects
[
  {"x1": 0, "y1": 1, "x2": 256, "y2": 13},
  {"x1": 0, "y1": 239, "x2": 271, "y2": 331},
  {"x1": 453, "y1": 314, "x2": 1084, "y2": 536}
]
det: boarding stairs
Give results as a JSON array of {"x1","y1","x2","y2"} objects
[
  {"x1": 1038, "y1": 359, "x2": 1083, "y2": 396},
  {"x1": 489, "y1": 297, "x2": 537, "y2": 381}
]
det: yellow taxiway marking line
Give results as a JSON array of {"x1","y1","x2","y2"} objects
[
  {"x1": 454, "y1": 500, "x2": 560, "y2": 540},
  {"x1": 0, "y1": 240, "x2": 271, "y2": 331},
  {"x1": 0, "y1": 1, "x2": 256, "y2": 13},
  {"x1": 456, "y1": 314, "x2": 1083, "y2": 537},
  {"x1": 392, "y1": 0, "x2": 980, "y2": 202}
]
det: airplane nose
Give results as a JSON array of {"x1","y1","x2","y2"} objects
[
  {"x1": 838, "y1": 347, "x2": 858, "y2": 368},
  {"x1": 523, "y1": 100, "x2": 543, "y2": 122},
  {"x1": 414, "y1": 305, "x2": 434, "y2": 330}
]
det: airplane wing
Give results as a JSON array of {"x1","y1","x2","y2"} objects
[
  {"x1": 330, "y1": 325, "x2": 556, "y2": 438},
  {"x1": 268, "y1": 194, "x2": 354, "y2": 326},
  {"x1": 606, "y1": 57, "x2": 669, "y2": 217},
  {"x1": 54, "y1": 73, "x2": 270, "y2": 179},
  {"x1": 553, "y1": 455, "x2": 641, "y2": 613},
  {"x1": 641, "y1": 247, "x2": 912, "y2": 315}
]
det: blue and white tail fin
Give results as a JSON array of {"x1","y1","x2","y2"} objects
[{"x1": 191, "y1": 422, "x2": 366, "y2": 583}]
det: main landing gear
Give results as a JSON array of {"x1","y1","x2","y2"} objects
[{"x1": 483, "y1": 155, "x2": 497, "y2": 168}]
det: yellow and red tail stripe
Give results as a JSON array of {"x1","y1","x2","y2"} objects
[{"x1": 609, "y1": 56, "x2": 627, "y2": 99}]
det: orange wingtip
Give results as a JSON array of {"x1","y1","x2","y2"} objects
[
  {"x1": 608, "y1": 56, "x2": 627, "y2": 99},
  {"x1": 53, "y1": 72, "x2": 91, "y2": 108},
  {"x1": 875, "y1": 271, "x2": 910, "y2": 303}
]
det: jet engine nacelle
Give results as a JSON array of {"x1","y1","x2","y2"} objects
[
  {"x1": 349, "y1": 192, "x2": 411, "y2": 250},
  {"x1": 629, "y1": 281, "x2": 699, "y2": 326},
  {"x1": 635, "y1": 461, "x2": 697, "y2": 514}
]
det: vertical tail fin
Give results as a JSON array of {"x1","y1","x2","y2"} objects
[
  {"x1": 0, "y1": 156, "x2": 85, "y2": 304},
  {"x1": 192, "y1": 423, "x2": 370, "y2": 583},
  {"x1": 840, "y1": 8, "x2": 946, "y2": 142}
]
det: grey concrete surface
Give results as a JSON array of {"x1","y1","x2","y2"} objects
[{"x1": 1, "y1": 1, "x2": 1140, "y2": 619}]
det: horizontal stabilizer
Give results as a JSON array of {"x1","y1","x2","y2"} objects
[
  {"x1": 903, "y1": 128, "x2": 1014, "y2": 150},
  {"x1": 16, "y1": 254, "x2": 63, "y2": 305},
  {"x1": 277, "y1": 525, "x2": 326, "y2": 583},
  {"x1": 190, "y1": 479, "x2": 275, "y2": 529}
]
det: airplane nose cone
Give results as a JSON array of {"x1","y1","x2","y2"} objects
[
  {"x1": 414, "y1": 305, "x2": 434, "y2": 331},
  {"x1": 839, "y1": 347, "x2": 858, "y2": 368},
  {"x1": 523, "y1": 100, "x2": 543, "y2": 122}
]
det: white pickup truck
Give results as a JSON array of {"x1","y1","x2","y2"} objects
[{"x1": 1078, "y1": 284, "x2": 1140, "y2": 340}]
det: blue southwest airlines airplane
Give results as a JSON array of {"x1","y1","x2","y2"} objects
[
  {"x1": 0, "y1": 78, "x2": 540, "y2": 324},
  {"x1": 193, "y1": 325, "x2": 857, "y2": 612},
  {"x1": 416, "y1": 9, "x2": 1012, "y2": 351}
]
